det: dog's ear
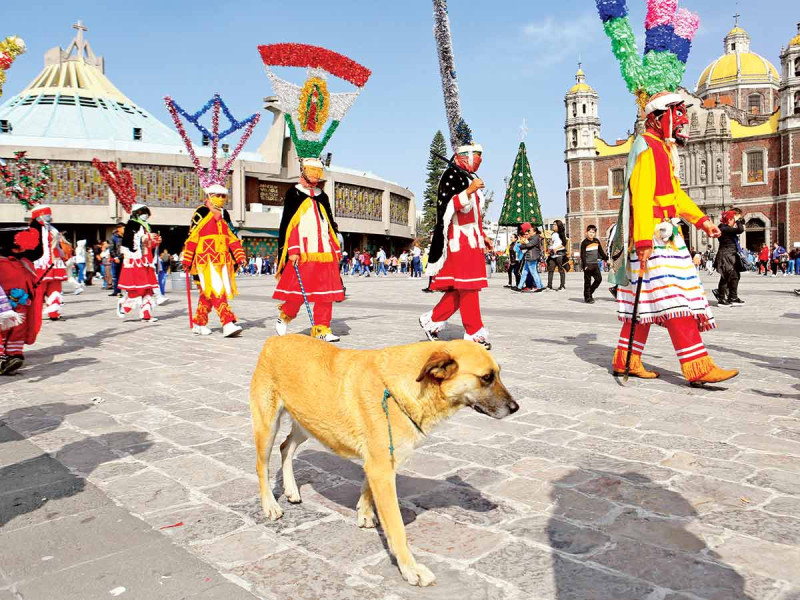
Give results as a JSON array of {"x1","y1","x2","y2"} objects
[{"x1": 416, "y1": 351, "x2": 459, "y2": 382}]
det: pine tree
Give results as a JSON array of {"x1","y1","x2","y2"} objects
[
  {"x1": 498, "y1": 142, "x2": 543, "y2": 228},
  {"x1": 420, "y1": 130, "x2": 448, "y2": 244}
]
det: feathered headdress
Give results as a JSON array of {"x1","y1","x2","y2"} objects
[
  {"x1": 0, "y1": 151, "x2": 50, "y2": 210},
  {"x1": 596, "y1": 0, "x2": 700, "y2": 109},
  {"x1": 163, "y1": 94, "x2": 260, "y2": 190},
  {"x1": 258, "y1": 43, "x2": 371, "y2": 160},
  {"x1": 92, "y1": 159, "x2": 136, "y2": 214},
  {"x1": 0, "y1": 35, "x2": 25, "y2": 98}
]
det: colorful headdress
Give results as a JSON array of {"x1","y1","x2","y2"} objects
[
  {"x1": 0, "y1": 36, "x2": 26, "y2": 98},
  {"x1": 258, "y1": 44, "x2": 371, "y2": 160},
  {"x1": 92, "y1": 159, "x2": 137, "y2": 214},
  {"x1": 432, "y1": 0, "x2": 478, "y2": 153},
  {"x1": 596, "y1": 0, "x2": 700, "y2": 109},
  {"x1": 0, "y1": 151, "x2": 51, "y2": 210},
  {"x1": 164, "y1": 94, "x2": 260, "y2": 191}
]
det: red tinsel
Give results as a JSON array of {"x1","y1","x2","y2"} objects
[
  {"x1": 13, "y1": 227, "x2": 39, "y2": 251},
  {"x1": 258, "y1": 43, "x2": 372, "y2": 88},
  {"x1": 92, "y1": 159, "x2": 136, "y2": 214}
]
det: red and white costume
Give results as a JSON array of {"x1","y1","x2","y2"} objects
[
  {"x1": 421, "y1": 147, "x2": 491, "y2": 348},
  {"x1": 31, "y1": 206, "x2": 67, "y2": 320},
  {"x1": 118, "y1": 210, "x2": 159, "y2": 321}
]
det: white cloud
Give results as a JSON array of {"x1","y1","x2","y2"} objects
[{"x1": 521, "y1": 13, "x2": 601, "y2": 67}]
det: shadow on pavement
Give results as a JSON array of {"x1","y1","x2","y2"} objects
[
  {"x1": 0, "y1": 402, "x2": 91, "y2": 442},
  {"x1": 547, "y1": 470, "x2": 753, "y2": 599},
  {"x1": 0, "y1": 427, "x2": 153, "y2": 530}
]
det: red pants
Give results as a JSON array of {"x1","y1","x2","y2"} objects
[
  {"x1": 39, "y1": 280, "x2": 63, "y2": 319},
  {"x1": 431, "y1": 289, "x2": 483, "y2": 335},
  {"x1": 280, "y1": 299, "x2": 332, "y2": 327},
  {"x1": 122, "y1": 289, "x2": 155, "y2": 320},
  {"x1": 615, "y1": 316, "x2": 712, "y2": 381},
  {"x1": 195, "y1": 293, "x2": 236, "y2": 326}
]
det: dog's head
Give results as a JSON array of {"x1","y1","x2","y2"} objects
[{"x1": 416, "y1": 341, "x2": 519, "y2": 419}]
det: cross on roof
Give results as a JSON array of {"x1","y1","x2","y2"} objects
[
  {"x1": 73, "y1": 20, "x2": 87, "y2": 48},
  {"x1": 733, "y1": 11, "x2": 740, "y2": 27}
]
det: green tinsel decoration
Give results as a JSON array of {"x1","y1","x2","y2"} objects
[
  {"x1": 603, "y1": 17, "x2": 644, "y2": 94},
  {"x1": 641, "y1": 51, "x2": 685, "y2": 95}
]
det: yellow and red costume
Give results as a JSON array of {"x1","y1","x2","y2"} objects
[{"x1": 183, "y1": 206, "x2": 245, "y2": 327}]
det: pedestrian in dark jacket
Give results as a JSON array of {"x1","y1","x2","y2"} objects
[
  {"x1": 713, "y1": 211, "x2": 745, "y2": 305},
  {"x1": 506, "y1": 234, "x2": 520, "y2": 288},
  {"x1": 515, "y1": 223, "x2": 544, "y2": 292},
  {"x1": 109, "y1": 222, "x2": 124, "y2": 296},
  {"x1": 580, "y1": 225, "x2": 608, "y2": 303}
]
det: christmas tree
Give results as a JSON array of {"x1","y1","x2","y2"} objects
[
  {"x1": 498, "y1": 142, "x2": 542, "y2": 228},
  {"x1": 421, "y1": 130, "x2": 448, "y2": 243}
]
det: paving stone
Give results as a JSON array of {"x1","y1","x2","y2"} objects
[
  {"x1": 747, "y1": 468, "x2": 800, "y2": 495},
  {"x1": 444, "y1": 466, "x2": 509, "y2": 490},
  {"x1": 400, "y1": 452, "x2": 467, "y2": 477},
  {"x1": 661, "y1": 451, "x2": 757, "y2": 481},
  {"x1": 489, "y1": 476, "x2": 552, "y2": 510},
  {"x1": 232, "y1": 551, "x2": 382, "y2": 600},
  {"x1": 710, "y1": 534, "x2": 800, "y2": 585},
  {"x1": 203, "y1": 477, "x2": 260, "y2": 506},
  {"x1": 106, "y1": 469, "x2": 191, "y2": 514},
  {"x1": 577, "y1": 475, "x2": 695, "y2": 517},
  {"x1": 290, "y1": 519, "x2": 387, "y2": 562},
  {"x1": 502, "y1": 514, "x2": 610, "y2": 558},
  {"x1": 472, "y1": 541, "x2": 654, "y2": 599},
  {"x1": 424, "y1": 442, "x2": 521, "y2": 467},
  {"x1": 701, "y1": 510, "x2": 800, "y2": 546},
  {"x1": 119, "y1": 439, "x2": 191, "y2": 463},
  {"x1": 591, "y1": 537, "x2": 769, "y2": 599},
  {"x1": 601, "y1": 508, "x2": 708, "y2": 554},
  {"x1": 730, "y1": 434, "x2": 800, "y2": 456},
  {"x1": 193, "y1": 526, "x2": 289, "y2": 569},
  {"x1": 638, "y1": 433, "x2": 741, "y2": 460},
  {"x1": 735, "y1": 451, "x2": 800, "y2": 473},
  {"x1": 145, "y1": 504, "x2": 245, "y2": 544},
  {"x1": 230, "y1": 496, "x2": 332, "y2": 533},
  {"x1": 153, "y1": 422, "x2": 222, "y2": 446},
  {"x1": 569, "y1": 436, "x2": 669, "y2": 463},
  {"x1": 763, "y1": 496, "x2": 800, "y2": 516},
  {"x1": 670, "y1": 475, "x2": 772, "y2": 515},
  {"x1": 156, "y1": 454, "x2": 239, "y2": 489},
  {"x1": 409, "y1": 483, "x2": 519, "y2": 526}
]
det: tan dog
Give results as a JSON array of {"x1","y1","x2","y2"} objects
[{"x1": 249, "y1": 334, "x2": 518, "y2": 586}]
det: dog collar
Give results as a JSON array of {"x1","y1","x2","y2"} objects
[{"x1": 381, "y1": 389, "x2": 426, "y2": 460}]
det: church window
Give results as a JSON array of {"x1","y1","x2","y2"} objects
[
  {"x1": 794, "y1": 91, "x2": 800, "y2": 116},
  {"x1": 572, "y1": 103, "x2": 577, "y2": 117},
  {"x1": 132, "y1": 127, "x2": 142, "y2": 141},
  {"x1": 610, "y1": 168, "x2": 625, "y2": 197},
  {"x1": 795, "y1": 58, "x2": 800, "y2": 77},
  {"x1": 582, "y1": 104, "x2": 586, "y2": 114},
  {"x1": 201, "y1": 134, "x2": 210, "y2": 147},
  {"x1": 0, "y1": 120, "x2": 11, "y2": 134},
  {"x1": 571, "y1": 130, "x2": 577, "y2": 148},
  {"x1": 748, "y1": 94, "x2": 761, "y2": 114},
  {"x1": 745, "y1": 150, "x2": 765, "y2": 184}
]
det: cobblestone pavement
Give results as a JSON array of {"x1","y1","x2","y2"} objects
[{"x1": 1, "y1": 270, "x2": 799, "y2": 600}]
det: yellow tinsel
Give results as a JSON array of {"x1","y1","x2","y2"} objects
[{"x1": 297, "y1": 76, "x2": 330, "y2": 134}]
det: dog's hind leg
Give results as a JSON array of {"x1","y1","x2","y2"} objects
[
  {"x1": 356, "y1": 480, "x2": 377, "y2": 528},
  {"x1": 279, "y1": 420, "x2": 308, "y2": 504},
  {"x1": 364, "y1": 460, "x2": 436, "y2": 587},
  {"x1": 250, "y1": 374, "x2": 284, "y2": 521}
]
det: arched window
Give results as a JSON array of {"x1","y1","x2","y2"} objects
[
  {"x1": 795, "y1": 91, "x2": 800, "y2": 116},
  {"x1": 582, "y1": 104, "x2": 586, "y2": 114},
  {"x1": 572, "y1": 102, "x2": 577, "y2": 117},
  {"x1": 795, "y1": 57, "x2": 800, "y2": 77},
  {"x1": 748, "y1": 93, "x2": 761, "y2": 114},
  {"x1": 571, "y1": 130, "x2": 577, "y2": 148}
]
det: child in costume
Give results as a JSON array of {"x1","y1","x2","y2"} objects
[
  {"x1": 164, "y1": 94, "x2": 260, "y2": 338},
  {"x1": 183, "y1": 185, "x2": 246, "y2": 337},
  {"x1": 599, "y1": 0, "x2": 737, "y2": 385},
  {"x1": 258, "y1": 43, "x2": 372, "y2": 342},
  {"x1": 30, "y1": 205, "x2": 68, "y2": 321},
  {"x1": 420, "y1": 1, "x2": 493, "y2": 350}
]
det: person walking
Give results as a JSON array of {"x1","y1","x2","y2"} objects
[
  {"x1": 376, "y1": 246, "x2": 387, "y2": 276},
  {"x1": 712, "y1": 211, "x2": 745, "y2": 306},
  {"x1": 361, "y1": 250, "x2": 372, "y2": 277},
  {"x1": 340, "y1": 248, "x2": 349, "y2": 275},
  {"x1": 516, "y1": 224, "x2": 544, "y2": 292},
  {"x1": 546, "y1": 219, "x2": 568, "y2": 291},
  {"x1": 758, "y1": 243, "x2": 770, "y2": 276},
  {"x1": 255, "y1": 255, "x2": 263, "y2": 277},
  {"x1": 110, "y1": 222, "x2": 124, "y2": 296},
  {"x1": 74, "y1": 239, "x2": 87, "y2": 295},
  {"x1": 411, "y1": 243, "x2": 422, "y2": 277},
  {"x1": 158, "y1": 248, "x2": 170, "y2": 297},
  {"x1": 789, "y1": 248, "x2": 797, "y2": 276},
  {"x1": 350, "y1": 249, "x2": 361, "y2": 276},
  {"x1": 506, "y1": 233, "x2": 520, "y2": 288},
  {"x1": 100, "y1": 241, "x2": 112, "y2": 289},
  {"x1": 399, "y1": 250, "x2": 409, "y2": 274},
  {"x1": 771, "y1": 242, "x2": 787, "y2": 276},
  {"x1": 580, "y1": 224, "x2": 608, "y2": 303}
]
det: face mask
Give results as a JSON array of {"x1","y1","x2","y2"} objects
[
  {"x1": 40, "y1": 215, "x2": 52, "y2": 224},
  {"x1": 139, "y1": 214, "x2": 149, "y2": 222}
]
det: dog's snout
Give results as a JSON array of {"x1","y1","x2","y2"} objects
[{"x1": 508, "y1": 400, "x2": 519, "y2": 414}]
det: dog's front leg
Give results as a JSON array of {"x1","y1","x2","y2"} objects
[
  {"x1": 356, "y1": 480, "x2": 376, "y2": 528},
  {"x1": 364, "y1": 462, "x2": 435, "y2": 587}
]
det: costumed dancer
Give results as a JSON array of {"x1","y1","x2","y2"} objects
[
  {"x1": 599, "y1": 0, "x2": 737, "y2": 385},
  {"x1": 0, "y1": 152, "x2": 48, "y2": 376},
  {"x1": 93, "y1": 159, "x2": 162, "y2": 322},
  {"x1": 183, "y1": 185, "x2": 246, "y2": 336},
  {"x1": 163, "y1": 94, "x2": 259, "y2": 337},
  {"x1": 258, "y1": 43, "x2": 372, "y2": 341},
  {"x1": 31, "y1": 205, "x2": 68, "y2": 321},
  {"x1": 419, "y1": 0, "x2": 493, "y2": 350}
]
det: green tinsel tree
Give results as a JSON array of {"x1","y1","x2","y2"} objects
[
  {"x1": 498, "y1": 142, "x2": 542, "y2": 228},
  {"x1": 421, "y1": 130, "x2": 448, "y2": 243}
]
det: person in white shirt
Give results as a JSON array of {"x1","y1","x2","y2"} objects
[
  {"x1": 399, "y1": 250, "x2": 409, "y2": 274},
  {"x1": 376, "y1": 247, "x2": 387, "y2": 276},
  {"x1": 74, "y1": 239, "x2": 86, "y2": 295},
  {"x1": 546, "y1": 220, "x2": 568, "y2": 291},
  {"x1": 411, "y1": 244, "x2": 422, "y2": 277}
]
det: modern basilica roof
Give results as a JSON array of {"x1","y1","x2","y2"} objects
[{"x1": 0, "y1": 22, "x2": 183, "y2": 151}]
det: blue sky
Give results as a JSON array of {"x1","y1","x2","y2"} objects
[{"x1": 2, "y1": 1, "x2": 797, "y2": 219}]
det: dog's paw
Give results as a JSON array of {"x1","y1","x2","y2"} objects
[
  {"x1": 399, "y1": 562, "x2": 436, "y2": 587},
  {"x1": 357, "y1": 510, "x2": 377, "y2": 529},
  {"x1": 285, "y1": 490, "x2": 302, "y2": 504},
  {"x1": 262, "y1": 500, "x2": 284, "y2": 521}
]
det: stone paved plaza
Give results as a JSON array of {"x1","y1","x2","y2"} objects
[{"x1": 1, "y1": 271, "x2": 800, "y2": 600}]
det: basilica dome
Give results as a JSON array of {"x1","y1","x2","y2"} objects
[{"x1": 695, "y1": 25, "x2": 779, "y2": 98}]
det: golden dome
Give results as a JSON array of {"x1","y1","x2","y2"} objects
[
  {"x1": 728, "y1": 26, "x2": 746, "y2": 36},
  {"x1": 696, "y1": 51, "x2": 779, "y2": 92},
  {"x1": 567, "y1": 67, "x2": 595, "y2": 94}
]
